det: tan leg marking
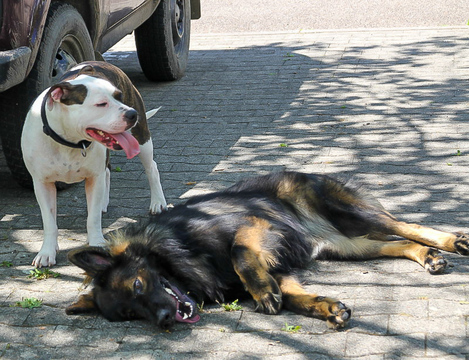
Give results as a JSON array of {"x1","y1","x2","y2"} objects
[
  {"x1": 276, "y1": 275, "x2": 351, "y2": 330},
  {"x1": 377, "y1": 215, "x2": 469, "y2": 255},
  {"x1": 232, "y1": 217, "x2": 282, "y2": 314},
  {"x1": 65, "y1": 292, "x2": 96, "y2": 315}
]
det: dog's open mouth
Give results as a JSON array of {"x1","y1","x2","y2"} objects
[
  {"x1": 86, "y1": 128, "x2": 140, "y2": 159},
  {"x1": 161, "y1": 279, "x2": 200, "y2": 324}
]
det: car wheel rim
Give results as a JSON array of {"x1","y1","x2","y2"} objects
[
  {"x1": 51, "y1": 35, "x2": 84, "y2": 83},
  {"x1": 171, "y1": 0, "x2": 185, "y2": 48}
]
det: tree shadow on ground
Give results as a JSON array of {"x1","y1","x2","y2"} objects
[{"x1": 1, "y1": 31, "x2": 469, "y2": 358}]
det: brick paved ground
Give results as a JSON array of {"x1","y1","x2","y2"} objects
[{"x1": 1, "y1": 27, "x2": 469, "y2": 359}]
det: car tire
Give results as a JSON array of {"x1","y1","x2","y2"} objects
[
  {"x1": 135, "y1": 0, "x2": 191, "y2": 81},
  {"x1": 0, "y1": 3, "x2": 94, "y2": 189}
]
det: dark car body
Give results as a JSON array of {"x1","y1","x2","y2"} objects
[
  {"x1": 0, "y1": 0, "x2": 200, "y2": 188},
  {"x1": 0, "y1": 0, "x2": 201, "y2": 91}
]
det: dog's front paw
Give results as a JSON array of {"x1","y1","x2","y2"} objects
[
  {"x1": 424, "y1": 248, "x2": 447, "y2": 274},
  {"x1": 32, "y1": 251, "x2": 57, "y2": 268},
  {"x1": 149, "y1": 202, "x2": 167, "y2": 215},
  {"x1": 326, "y1": 301, "x2": 351, "y2": 330},
  {"x1": 454, "y1": 233, "x2": 469, "y2": 255},
  {"x1": 254, "y1": 292, "x2": 283, "y2": 315}
]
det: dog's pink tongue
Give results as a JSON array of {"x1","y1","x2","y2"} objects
[{"x1": 114, "y1": 132, "x2": 140, "y2": 159}]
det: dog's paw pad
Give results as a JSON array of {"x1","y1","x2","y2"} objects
[
  {"x1": 424, "y1": 248, "x2": 447, "y2": 274},
  {"x1": 326, "y1": 302, "x2": 351, "y2": 330},
  {"x1": 454, "y1": 234, "x2": 469, "y2": 255}
]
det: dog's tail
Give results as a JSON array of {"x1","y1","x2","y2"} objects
[{"x1": 146, "y1": 107, "x2": 161, "y2": 119}]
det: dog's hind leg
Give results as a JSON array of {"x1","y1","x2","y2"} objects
[
  {"x1": 276, "y1": 275, "x2": 351, "y2": 330},
  {"x1": 348, "y1": 210, "x2": 469, "y2": 272},
  {"x1": 322, "y1": 190, "x2": 468, "y2": 271},
  {"x1": 367, "y1": 237, "x2": 449, "y2": 274},
  {"x1": 324, "y1": 235, "x2": 450, "y2": 274},
  {"x1": 231, "y1": 217, "x2": 283, "y2": 315},
  {"x1": 316, "y1": 175, "x2": 468, "y2": 257},
  {"x1": 375, "y1": 215, "x2": 469, "y2": 256},
  {"x1": 138, "y1": 139, "x2": 167, "y2": 214}
]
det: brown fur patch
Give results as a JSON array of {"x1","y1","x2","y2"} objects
[
  {"x1": 276, "y1": 180, "x2": 319, "y2": 211},
  {"x1": 235, "y1": 217, "x2": 278, "y2": 269},
  {"x1": 113, "y1": 89, "x2": 123, "y2": 102},
  {"x1": 59, "y1": 83, "x2": 88, "y2": 105},
  {"x1": 65, "y1": 293, "x2": 96, "y2": 314},
  {"x1": 115, "y1": 276, "x2": 137, "y2": 292},
  {"x1": 109, "y1": 242, "x2": 130, "y2": 256}
]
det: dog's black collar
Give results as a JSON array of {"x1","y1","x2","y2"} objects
[{"x1": 41, "y1": 94, "x2": 92, "y2": 151}]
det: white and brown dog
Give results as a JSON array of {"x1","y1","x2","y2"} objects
[{"x1": 21, "y1": 61, "x2": 167, "y2": 267}]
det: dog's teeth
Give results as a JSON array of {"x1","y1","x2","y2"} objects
[
  {"x1": 164, "y1": 287, "x2": 177, "y2": 297},
  {"x1": 183, "y1": 313, "x2": 188, "y2": 320}
]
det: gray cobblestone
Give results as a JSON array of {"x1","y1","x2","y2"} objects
[{"x1": 1, "y1": 27, "x2": 469, "y2": 358}]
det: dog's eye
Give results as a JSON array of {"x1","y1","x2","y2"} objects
[
  {"x1": 134, "y1": 278, "x2": 144, "y2": 295},
  {"x1": 95, "y1": 102, "x2": 108, "y2": 108}
]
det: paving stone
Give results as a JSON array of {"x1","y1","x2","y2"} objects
[{"x1": 1, "y1": 26, "x2": 469, "y2": 359}]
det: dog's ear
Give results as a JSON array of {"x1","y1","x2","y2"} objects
[
  {"x1": 77, "y1": 64, "x2": 95, "y2": 76},
  {"x1": 68, "y1": 246, "x2": 113, "y2": 277},
  {"x1": 47, "y1": 82, "x2": 88, "y2": 109}
]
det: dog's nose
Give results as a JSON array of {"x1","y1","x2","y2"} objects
[
  {"x1": 124, "y1": 109, "x2": 138, "y2": 124},
  {"x1": 156, "y1": 308, "x2": 174, "y2": 329}
]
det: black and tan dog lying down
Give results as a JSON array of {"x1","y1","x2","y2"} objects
[{"x1": 66, "y1": 171, "x2": 469, "y2": 330}]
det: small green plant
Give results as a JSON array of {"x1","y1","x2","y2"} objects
[
  {"x1": 12, "y1": 297, "x2": 43, "y2": 309},
  {"x1": 454, "y1": 149, "x2": 461, "y2": 156},
  {"x1": 2, "y1": 343, "x2": 11, "y2": 354},
  {"x1": 197, "y1": 301, "x2": 205, "y2": 313},
  {"x1": 219, "y1": 299, "x2": 243, "y2": 311},
  {"x1": 28, "y1": 268, "x2": 60, "y2": 280},
  {"x1": 114, "y1": 166, "x2": 122, "y2": 172},
  {"x1": 282, "y1": 322, "x2": 302, "y2": 333},
  {"x1": 279, "y1": 143, "x2": 288, "y2": 148},
  {"x1": 0, "y1": 261, "x2": 13, "y2": 267}
]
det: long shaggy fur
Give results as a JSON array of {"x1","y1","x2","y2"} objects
[{"x1": 66, "y1": 171, "x2": 469, "y2": 330}]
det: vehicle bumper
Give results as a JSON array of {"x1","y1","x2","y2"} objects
[
  {"x1": 191, "y1": 0, "x2": 201, "y2": 19},
  {"x1": 0, "y1": 46, "x2": 31, "y2": 92}
]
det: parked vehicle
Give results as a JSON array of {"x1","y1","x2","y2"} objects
[{"x1": 0, "y1": 0, "x2": 200, "y2": 188}]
